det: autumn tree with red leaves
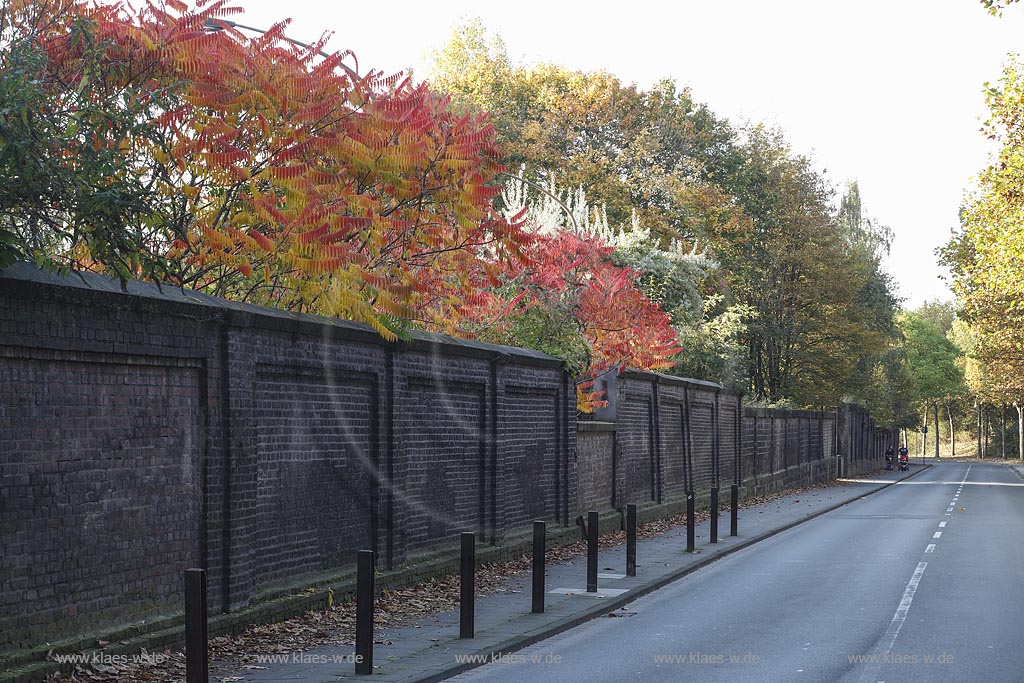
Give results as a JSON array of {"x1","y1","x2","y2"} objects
[{"x1": 418, "y1": 228, "x2": 681, "y2": 375}]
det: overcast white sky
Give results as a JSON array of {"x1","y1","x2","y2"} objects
[{"x1": 233, "y1": 0, "x2": 1024, "y2": 309}]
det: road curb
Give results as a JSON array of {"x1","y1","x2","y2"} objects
[{"x1": 411, "y1": 465, "x2": 932, "y2": 683}]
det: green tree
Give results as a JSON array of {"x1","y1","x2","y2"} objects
[
  {"x1": 720, "y1": 129, "x2": 899, "y2": 406},
  {"x1": 900, "y1": 311, "x2": 966, "y2": 456},
  {"x1": 428, "y1": 20, "x2": 749, "y2": 251},
  {"x1": 833, "y1": 180, "x2": 903, "y2": 414},
  {"x1": 940, "y1": 55, "x2": 1024, "y2": 457},
  {"x1": 0, "y1": 1, "x2": 180, "y2": 281},
  {"x1": 916, "y1": 299, "x2": 956, "y2": 335},
  {"x1": 861, "y1": 348, "x2": 919, "y2": 431}
]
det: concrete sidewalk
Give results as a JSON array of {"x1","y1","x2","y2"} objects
[{"x1": 213, "y1": 467, "x2": 925, "y2": 683}]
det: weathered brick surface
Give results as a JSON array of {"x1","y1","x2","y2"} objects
[
  {"x1": 0, "y1": 350, "x2": 204, "y2": 647},
  {"x1": 252, "y1": 369, "x2": 376, "y2": 586},
  {"x1": 658, "y1": 400, "x2": 686, "y2": 499},
  {"x1": 499, "y1": 364, "x2": 565, "y2": 531},
  {"x1": 0, "y1": 264, "x2": 570, "y2": 653},
  {"x1": 617, "y1": 380, "x2": 654, "y2": 505},
  {"x1": 576, "y1": 424, "x2": 615, "y2": 512},
  {"x1": 397, "y1": 368, "x2": 487, "y2": 552}
]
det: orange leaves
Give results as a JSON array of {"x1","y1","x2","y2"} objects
[
  {"x1": 336, "y1": 216, "x2": 373, "y2": 232},
  {"x1": 248, "y1": 229, "x2": 275, "y2": 253},
  {"x1": 201, "y1": 148, "x2": 248, "y2": 167},
  {"x1": 200, "y1": 225, "x2": 235, "y2": 251},
  {"x1": 270, "y1": 164, "x2": 306, "y2": 181},
  {"x1": 289, "y1": 255, "x2": 347, "y2": 275}
]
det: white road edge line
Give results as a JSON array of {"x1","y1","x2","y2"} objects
[{"x1": 883, "y1": 561, "x2": 928, "y2": 652}]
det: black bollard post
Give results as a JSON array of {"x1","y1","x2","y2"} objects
[
  {"x1": 460, "y1": 532, "x2": 475, "y2": 638},
  {"x1": 355, "y1": 550, "x2": 375, "y2": 675},
  {"x1": 710, "y1": 487, "x2": 719, "y2": 544},
  {"x1": 586, "y1": 511, "x2": 598, "y2": 592},
  {"x1": 532, "y1": 520, "x2": 545, "y2": 614},
  {"x1": 730, "y1": 484, "x2": 739, "y2": 537},
  {"x1": 686, "y1": 491, "x2": 695, "y2": 552},
  {"x1": 184, "y1": 569, "x2": 208, "y2": 683},
  {"x1": 625, "y1": 504, "x2": 637, "y2": 577}
]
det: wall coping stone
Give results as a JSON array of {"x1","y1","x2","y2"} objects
[{"x1": 619, "y1": 367, "x2": 731, "y2": 394}]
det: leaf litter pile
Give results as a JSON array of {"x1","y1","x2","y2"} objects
[{"x1": 44, "y1": 477, "x2": 851, "y2": 683}]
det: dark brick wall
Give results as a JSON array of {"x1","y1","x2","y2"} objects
[
  {"x1": 658, "y1": 400, "x2": 686, "y2": 500},
  {"x1": 581, "y1": 372, "x2": 891, "y2": 516},
  {"x1": 0, "y1": 348, "x2": 205, "y2": 647},
  {"x1": 252, "y1": 367, "x2": 376, "y2": 587},
  {"x1": 576, "y1": 423, "x2": 615, "y2": 512},
  {"x1": 499, "y1": 364, "x2": 568, "y2": 532},
  {"x1": 616, "y1": 381, "x2": 655, "y2": 505},
  {"x1": 395, "y1": 353, "x2": 490, "y2": 554},
  {"x1": 743, "y1": 408, "x2": 835, "y2": 485},
  {"x1": 0, "y1": 264, "x2": 572, "y2": 653},
  {"x1": 837, "y1": 402, "x2": 896, "y2": 476},
  {"x1": 610, "y1": 371, "x2": 741, "y2": 506}
]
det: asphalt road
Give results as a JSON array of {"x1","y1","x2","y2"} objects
[{"x1": 447, "y1": 462, "x2": 1024, "y2": 683}]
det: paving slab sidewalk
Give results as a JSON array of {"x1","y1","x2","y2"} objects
[{"x1": 213, "y1": 467, "x2": 926, "y2": 683}]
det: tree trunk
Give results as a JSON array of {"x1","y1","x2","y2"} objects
[
  {"x1": 920, "y1": 409, "x2": 927, "y2": 459},
  {"x1": 1001, "y1": 403, "x2": 1007, "y2": 459},
  {"x1": 1016, "y1": 401, "x2": 1023, "y2": 461},
  {"x1": 984, "y1": 405, "x2": 990, "y2": 458},
  {"x1": 977, "y1": 403, "x2": 983, "y2": 458},
  {"x1": 947, "y1": 402, "x2": 956, "y2": 458},
  {"x1": 934, "y1": 403, "x2": 940, "y2": 459}
]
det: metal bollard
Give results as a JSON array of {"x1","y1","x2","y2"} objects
[
  {"x1": 184, "y1": 568, "x2": 208, "y2": 683},
  {"x1": 686, "y1": 491, "x2": 695, "y2": 552},
  {"x1": 460, "y1": 532, "x2": 475, "y2": 638},
  {"x1": 710, "y1": 487, "x2": 719, "y2": 543},
  {"x1": 532, "y1": 520, "x2": 545, "y2": 614},
  {"x1": 625, "y1": 504, "x2": 637, "y2": 577},
  {"x1": 355, "y1": 550, "x2": 375, "y2": 675},
  {"x1": 730, "y1": 484, "x2": 739, "y2": 537},
  {"x1": 586, "y1": 511, "x2": 598, "y2": 592}
]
